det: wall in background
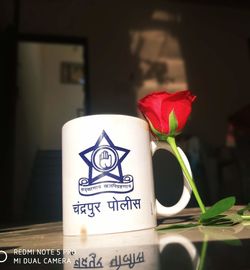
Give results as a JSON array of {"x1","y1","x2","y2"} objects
[{"x1": 17, "y1": 0, "x2": 250, "y2": 146}]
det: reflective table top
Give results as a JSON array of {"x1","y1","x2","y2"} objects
[{"x1": 0, "y1": 207, "x2": 249, "y2": 269}]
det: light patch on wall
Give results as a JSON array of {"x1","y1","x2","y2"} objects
[
  {"x1": 130, "y1": 28, "x2": 188, "y2": 100},
  {"x1": 151, "y1": 10, "x2": 182, "y2": 23}
]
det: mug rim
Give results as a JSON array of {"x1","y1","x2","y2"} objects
[{"x1": 62, "y1": 114, "x2": 148, "y2": 130}]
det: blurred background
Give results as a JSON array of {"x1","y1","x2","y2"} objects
[{"x1": 1, "y1": 0, "x2": 250, "y2": 226}]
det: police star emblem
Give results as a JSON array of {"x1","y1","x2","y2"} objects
[{"x1": 78, "y1": 130, "x2": 134, "y2": 196}]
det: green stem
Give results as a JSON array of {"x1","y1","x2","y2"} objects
[
  {"x1": 241, "y1": 215, "x2": 250, "y2": 220},
  {"x1": 166, "y1": 136, "x2": 206, "y2": 214}
]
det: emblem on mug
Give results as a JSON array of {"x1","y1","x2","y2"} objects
[{"x1": 78, "y1": 130, "x2": 134, "y2": 196}]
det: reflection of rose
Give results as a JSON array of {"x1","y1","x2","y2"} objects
[{"x1": 138, "y1": 90, "x2": 196, "y2": 138}]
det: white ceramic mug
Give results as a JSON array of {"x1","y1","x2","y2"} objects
[{"x1": 62, "y1": 114, "x2": 192, "y2": 235}]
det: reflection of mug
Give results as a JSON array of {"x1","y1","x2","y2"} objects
[
  {"x1": 63, "y1": 229, "x2": 158, "y2": 270},
  {"x1": 159, "y1": 234, "x2": 198, "y2": 269},
  {"x1": 62, "y1": 114, "x2": 192, "y2": 235},
  {"x1": 63, "y1": 229, "x2": 198, "y2": 270}
]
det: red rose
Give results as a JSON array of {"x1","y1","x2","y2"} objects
[{"x1": 138, "y1": 90, "x2": 196, "y2": 138}]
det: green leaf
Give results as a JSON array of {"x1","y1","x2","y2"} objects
[
  {"x1": 156, "y1": 223, "x2": 198, "y2": 232},
  {"x1": 237, "y1": 204, "x2": 250, "y2": 220},
  {"x1": 199, "y1": 196, "x2": 236, "y2": 222},
  {"x1": 201, "y1": 214, "x2": 242, "y2": 227},
  {"x1": 237, "y1": 203, "x2": 250, "y2": 216},
  {"x1": 200, "y1": 214, "x2": 227, "y2": 225},
  {"x1": 169, "y1": 110, "x2": 178, "y2": 136}
]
